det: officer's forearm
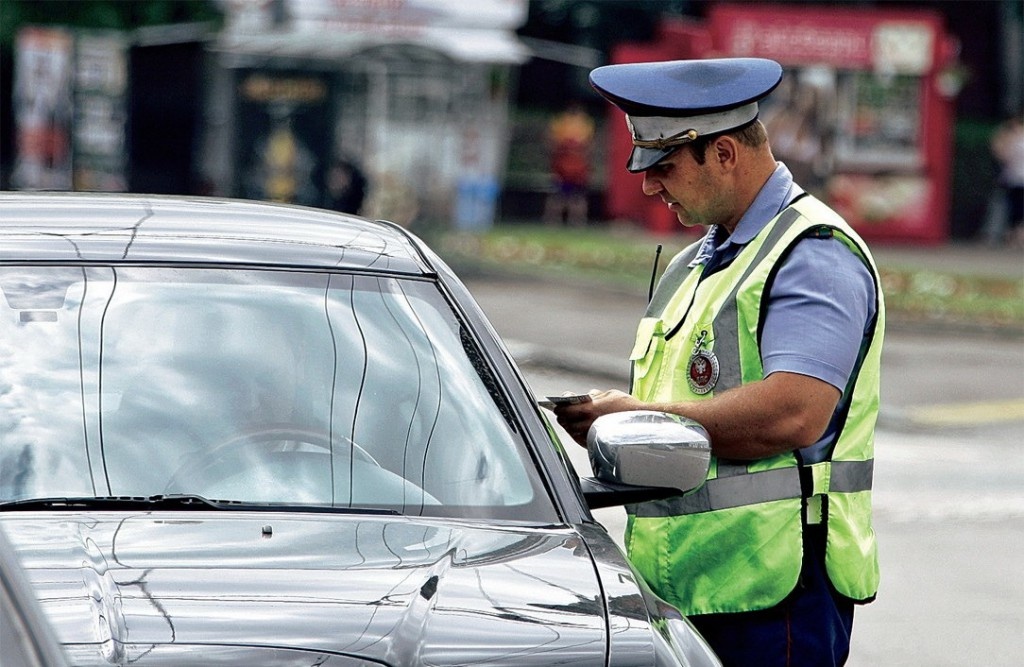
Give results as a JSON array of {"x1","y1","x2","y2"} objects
[{"x1": 647, "y1": 372, "x2": 840, "y2": 460}]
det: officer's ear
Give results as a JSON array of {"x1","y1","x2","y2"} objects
[{"x1": 711, "y1": 135, "x2": 739, "y2": 173}]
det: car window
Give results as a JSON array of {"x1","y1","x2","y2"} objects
[{"x1": 0, "y1": 266, "x2": 556, "y2": 522}]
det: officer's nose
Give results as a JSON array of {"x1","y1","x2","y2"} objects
[{"x1": 642, "y1": 172, "x2": 663, "y2": 196}]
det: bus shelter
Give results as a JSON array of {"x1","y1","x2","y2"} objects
[{"x1": 200, "y1": 0, "x2": 529, "y2": 229}]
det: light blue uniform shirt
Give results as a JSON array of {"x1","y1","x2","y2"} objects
[{"x1": 690, "y1": 163, "x2": 877, "y2": 461}]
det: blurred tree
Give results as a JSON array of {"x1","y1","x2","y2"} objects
[
  {"x1": 0, "y1": 0, "x2": 222, "y2": 45},
  {"x1": 522, "y1": 0, "x2": 696, "y2": 50},
  {"x1": 515, "y1": 0, "x2": 700, "y2": 108}
]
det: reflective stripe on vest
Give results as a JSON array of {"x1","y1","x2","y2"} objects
[
  {"x1": 702, "y1": 206, "x2": 804, "y2": 391},
  {"x1": 630, "y1": 459, "x2": 873, "y2": 517}
]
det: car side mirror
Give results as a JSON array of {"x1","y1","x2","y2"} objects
[{"x1": 580, "y1": 411, "x2": 711, "y2": 510}]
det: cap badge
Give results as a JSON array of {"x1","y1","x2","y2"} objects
[{"x1": 632, "y1": 128, "x2": 698, "y2": 150}]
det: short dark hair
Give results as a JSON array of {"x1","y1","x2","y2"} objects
[{"x1": 688, "y1": 119, "x2": 768, "y2": 165}]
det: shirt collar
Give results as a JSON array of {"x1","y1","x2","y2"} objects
[{"x1": 688, "y1": 163, "x2": 803, "y2": 268}]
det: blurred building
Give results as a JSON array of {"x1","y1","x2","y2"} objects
[
  {"x1": 600, "y1": 3, "x2": 963, "y2": 244},
  {"x1": 4, "y1": 1, "x2": 1016, "y2": 239},
  {"x1": 6, "y1": 20, "x2": 212, "y2": 197},
  {"x1": 199, "y1": 0, "x2": 530, "y2": 228},
  {"x1": 511, "y1": 0, "x2": 1020, "y2": 243}
]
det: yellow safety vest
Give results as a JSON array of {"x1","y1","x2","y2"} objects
[{"x1": 626, "y1": 195, "x2": 884, "y2": 615}]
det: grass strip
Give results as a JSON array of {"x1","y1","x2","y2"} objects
[{"x1": 435, "y1": 226, "x2": 1024, "y2": 333}]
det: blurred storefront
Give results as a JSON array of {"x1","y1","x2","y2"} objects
[
  {"x1": 603, "y1": 3, "x2": 962, "y2": 244},
  {"x1": 10, "y1": 26, "x2": 129, "y2": 193},
  {"x1": 201, "y1": 0, "x2": 530, "y2": 228},
  {"x1": 10, "y1": 27, "x2": 76, "y2": 192},
  {"x1": 9, "y1": 22, "x2": 210, "y2": 196}
]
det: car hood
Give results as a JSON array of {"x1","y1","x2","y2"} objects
[{"x1": 2, "y1": 511, "x2": 607, "y2": 666}]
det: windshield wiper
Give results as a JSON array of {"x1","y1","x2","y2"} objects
[
  {"x1": 0, "y1": 495, "x2": 399, "y2": 514},
  {"x1": 0, "y1": 495, "x2": 228, "y2": 511}
]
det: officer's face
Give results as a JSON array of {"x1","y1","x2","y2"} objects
[{"x1": 641, "y1": 145, "x2": 732, "y2": 230}]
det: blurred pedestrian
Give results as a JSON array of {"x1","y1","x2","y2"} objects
[
  {"x1": 323, "y1": 156, "x2": 367, "y2": 215},
  {"x1": 543, "y1": 103, "x2": 593, "y2": 226},
  {"x1": 990, "y1": 112, "x2": 1024, "y2": 247},
  {"x1": 760, "y1": 73, "x2": 832, "y2": 196},
  {"x1": 554, "y1": 58, "x2": 884, "y2": 667}
]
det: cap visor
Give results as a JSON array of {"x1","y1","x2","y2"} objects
[{"x1": 627, "y1": 146, "x2": 675, "y2": 173}]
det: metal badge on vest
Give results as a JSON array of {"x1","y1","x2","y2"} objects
[{"x1": 687, "y1": 329, "x2": 719, "y2": 395}]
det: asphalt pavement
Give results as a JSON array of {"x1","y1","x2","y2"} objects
[
  {"x1": 463, "y1": 239, "x2": 1024, "y2": 666},
  {"x1": 869, "y1": 240, "x2": 1023, "y2": 282},
  {"x1": 461, "y1": 238, "x2": 1024, "y2": 428}
]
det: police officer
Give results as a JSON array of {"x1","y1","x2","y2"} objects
[{"x1": 554, "y1": 58, "x2": 884, "y2": 666}]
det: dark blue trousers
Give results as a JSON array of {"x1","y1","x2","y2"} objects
[{"x1": 689, "y1": 526, "x2": 856, "y2": 667}]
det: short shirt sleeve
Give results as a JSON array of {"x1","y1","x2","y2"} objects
[{"x1": 760, "y1": 236, "x2": 877, "y2": 395}]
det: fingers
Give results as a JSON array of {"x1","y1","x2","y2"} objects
[
  {"x1": 551, "y1": 388, "x2": 638, "y2": 447},
  {"x1": 554, "y1": 410, "x2": 593, "y2": 448},
  {"x1": 565, "y1": 423, "x2": 589, "y2": 447}
]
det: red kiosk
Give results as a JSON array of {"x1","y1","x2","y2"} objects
[{"x1": 602, "y1": 3, "x2": 960, "y2": 244}]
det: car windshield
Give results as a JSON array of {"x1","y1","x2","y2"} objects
[{"x1": 0, "y1": 265, "x2": 556, "y2": 522}]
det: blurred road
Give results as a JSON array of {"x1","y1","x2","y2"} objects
[
  {"x1": 463, "y1": 251, "x2": 1024, "y2": 667},
  {"x1": 463, "y1": 262, "x2": 1024, "y2": 430}
]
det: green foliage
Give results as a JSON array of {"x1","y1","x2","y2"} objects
[
  {"x1": 437, "y1": 224, "x2": 687, "y2": 293},
  {"x1": 436, "y1": 225, "x2": 1024, "y2": 334},
  {"x1": 879, "y1": 267, "x2": 1024, "y2": 329},
  {"x1": 0, "y1": 0, "x2": 223, "y2": 45}
]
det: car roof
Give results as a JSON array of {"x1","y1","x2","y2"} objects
[{"x1": 0, "y1": 192, "x2": 431, "y2": 274}]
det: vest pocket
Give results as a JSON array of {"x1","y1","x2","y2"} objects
[{"x1": 630, "y1": 317, "x2": 665, "y2": 394}]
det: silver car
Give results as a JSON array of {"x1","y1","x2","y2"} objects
[
  {"x1": 0, "y1": 192, "x2": 719, "y2": 666},
  {"x1": 0, "y1": 524, "x2": 68, "y2": 667}
]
